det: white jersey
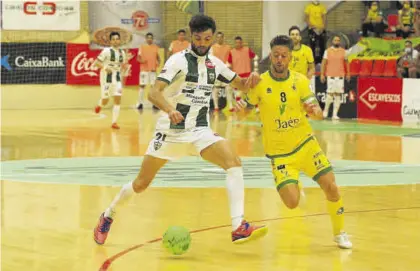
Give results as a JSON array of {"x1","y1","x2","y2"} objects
[
  {"x1": 156, "y1": 49, "x2": 236, "y2": 130},
  {"x1": 97, "y1": 47, "x2": 127, "y2": 85}
]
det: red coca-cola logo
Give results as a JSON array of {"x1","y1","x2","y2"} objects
[
  {"x1": 71, "y1": 51, "x2": 98, "y2": 77},
  {"x1": 66, "y1": 43, "x2": 140, "y2": 86}
]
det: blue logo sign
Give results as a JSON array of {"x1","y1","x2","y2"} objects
[{"x1": 1, "y1": 55, "x2": 12, "y2": 71}]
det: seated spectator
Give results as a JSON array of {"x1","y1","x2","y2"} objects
[
  {"x1": 397, "y1": 40, "x2": 419, "y2": 78},
  {"x1": 397, "y1": 1, "x2": 416, "y2": 38},
  {"x1": 362, "y1": 1, "x2": 386, "y2": 37}
]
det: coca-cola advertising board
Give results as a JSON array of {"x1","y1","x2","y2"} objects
[
  {"x1": 357, "y1": 77, "x2": 403, "y2": 122},
  {"x1": 66, "y1": 43, "x2": 140, "y2": 85}
]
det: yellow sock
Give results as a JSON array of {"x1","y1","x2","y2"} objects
[{"x1": 327, "y1": 197, "x2": 344, "y2": 236}]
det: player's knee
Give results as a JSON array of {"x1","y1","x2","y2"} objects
[
  {"x1": 225, "y1": 156, "x2": 242, "y2": 169},
  {"x1": 283, "y1": 196, "x2": 299, "y2": 209},
  {"x1": 132, "y1": 177, "x2": 152, "y2": 193}
]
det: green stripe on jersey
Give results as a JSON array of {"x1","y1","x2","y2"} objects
[
  {"x1": 196, "y1": 106, "x2": 208, "y2": 127},
  {"x1": 205, "y1": 55, "x2": 216, "y2": 84},
  {"x1": 170, "y1": 104, "x2": 190, "y2": 129},
  {"x1": 185, "y1": 53, "x2": 199, "y2": 83}
]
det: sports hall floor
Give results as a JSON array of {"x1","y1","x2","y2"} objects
[{"x1": 1, "y1": 87, "x2": 420, "y2": 271}]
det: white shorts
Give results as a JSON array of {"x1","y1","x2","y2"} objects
[
  {"x1": 101, "y1": 82, "x2": 122, "y2": 99},
  {"x1": 145, "y1": 127, "x2": 224, "y2": 160},
  {"x1": 140, "y1": 71, "x2": 157, "y2": 86},
  {"x1": 327, "y1": 77, "x2": 345, "y2": 94}
]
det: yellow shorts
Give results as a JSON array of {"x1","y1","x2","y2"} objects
[{"x1": 269, "y1": 136, "x2": 333, "y2": 191}]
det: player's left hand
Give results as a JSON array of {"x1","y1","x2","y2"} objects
[
  {"x1": 303, "y1": 102, "x2": 320, "y2": 115},
  {"x1": 245, "y1": 72, "x2": 261, "y2": 89}
]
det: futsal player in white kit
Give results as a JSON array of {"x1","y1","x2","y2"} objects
[
  {"x1": 94, "y1": 31, "x2": 128, "y2": 129},
  {"x1": 94, "y1": 15, "x2": 267, "y2": 245}
]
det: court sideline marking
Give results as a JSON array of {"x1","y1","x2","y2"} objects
[{"x1": 98, "y1": 206, "x2": 420, "y2": 271}]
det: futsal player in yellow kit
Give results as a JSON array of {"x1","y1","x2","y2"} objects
[{"x1": 244, "y1": 35, "x2": 352, "y2": 249}]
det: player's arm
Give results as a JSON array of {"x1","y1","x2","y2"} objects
[
  {"x1": 305, "y1": 47, "x2": 315, "y2": 79},
  {"x1": 226, "y1": 51, "x2": 233, "y2": 68},
  {"x1": 320, "y1": 51, "x2": 328, "y2": 83},
  {"x1": 301, "y1": 79, "x2": 323, "y2": 120},
  {"x1": 137, "y1": 47, "x2": 146, "y2": 64},
  {"x1": 94, "y1": 49, "x2": 111, "y2": 73},
  {"x1": 148, "y1": 56, "x2": 184, "y2": 124},
  {"x1": 168, "y1": 41, "x2": 174, "y2": 57},
  {"x1": 156, "y1": 52, "x2": 161, "y2": 68}
]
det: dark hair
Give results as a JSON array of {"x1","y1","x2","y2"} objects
[
  {"x1": 178, "y1": 29, "x2": 186, "y2": 34},
  {"x1": 189, "y1": 14, "x2": 216, "y2": 34},
  {"x1": 146, "y1": 32, "x2": 153, "y2": 38},
  {"x1": 270, "y1": 35, "x2": 293, "y2": 50},
  {"x1": 405, "y1": 40, "x2": 413, "y2": 45},
  {"x1": 288, "y1": 26, "x2": 301, "y2": 35},
  {"x1": 235, "y1": 36, "x2": 242, "y2": 41},
  {"x1": 216, "y1": 31, "x2": 224, "y2": 36},
  {"x1": 109, "y1": 31, "x2": 120, "y2": 40},
  {"x1": 332, "y1": 34, "x2": 341, "y2": 40}
]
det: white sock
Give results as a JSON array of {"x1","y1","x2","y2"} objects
[
  {"x1": 333, "y1": 95, "x2": 342, "y2": 117},
  {"x1": 98, "y1": 99, "x2": 103, "y2": 107},
  {"x1": 104, "y1": 181, "x2": 135, "y2": 218},
  {"x1": 112, "y1": 105, "x2": 120, "y2": 124},
  {"x1": 138, "y1": 86, "x2": 145, "y2": 104},
  {"x1": 226, "y1": 86, "x2": 233, "y2": 109},
  {"x1": 324, "y1": 94, "x2": 334, "y2": 116},
  {"x1": 226, "y1": 167, "x2": 245, "y2": 230}
]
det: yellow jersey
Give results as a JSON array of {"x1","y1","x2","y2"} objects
[
  {"x1": 290, "y1": 44, "x2": 314, "y2": 77},
  {"x1": 246, "y1": 70, "x2": 315, "y2": 157},
  {"x1": 304, "y1": 3, "x2": 327, "y2": 29}
]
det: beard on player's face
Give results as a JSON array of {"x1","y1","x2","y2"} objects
[
  {"x1": 191, "y1": 43, "x2": 211, "y2": 56},
  {"x1": 271, "y1": 63, "x2": 286, "y2": 74}
]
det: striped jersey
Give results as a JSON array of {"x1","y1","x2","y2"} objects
[
  {"x1": 97, "y1": 47, "x2": 127, "y2": 84},
  {"x1": 156, "y1": 48, "x2": 237, "y2": 130}
]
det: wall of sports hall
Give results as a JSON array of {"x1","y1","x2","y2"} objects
[{"x1": 2, "y1": 0, "x2": 365, "y2": 110}]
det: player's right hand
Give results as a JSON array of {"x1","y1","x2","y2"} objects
[
  {"x1": 234, "y1": 99, "x2": 247, "y2": 112},
  {"x1": 246, "y1": 72, "x2": 261, "y2": 88},
  {"x1": 320, "y1": 75, "x2": 326, "y2": 83},
  {"x1": 168, "y1": 110, "x2": 184, "y2": 124}
]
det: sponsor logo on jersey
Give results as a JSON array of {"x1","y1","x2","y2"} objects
[
  {"x1": 275, "y1": 118, "x2": 300, "y2": 129},
  {"x1": 205, "y1": 60, "x2": 215, "y2": 69},
  {"x1": 267, "y1": 87, "x2": 272, "y2": 94},
  {"x1": 154, "y1": 140, "x2": 162, "y2": 151}
]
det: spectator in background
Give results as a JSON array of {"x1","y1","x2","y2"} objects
[
  {"x1": 321, "y1": 35, "x2": 351, "y2": 120},
  {"x1": 210, "y1": 32, "x2": 231, "y2": 112},
  {"x1": 397, "y1": 1, "x2": 416, "y2": 38},
  {"x1": 136, "y1": 32, "x2": 160, "y2": 110},
  {"x1": 288, "y1": 26, "x2": 315, "y2": 79},
  {"x1": 168, "y1": 29, "x2": 190, "y2": 56},
  {"x1": 362, "y1": 1, "x2": 386, "y2": 37},
  {"x1": 305, "y1": 0, "x2": 327, "y2": 64},
  {"x1": 227, "y1": 36, "x2": 256, "y2": 111},
  {"x1": 397, "y1": 40, "x2": 419, "y2": 78}
]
